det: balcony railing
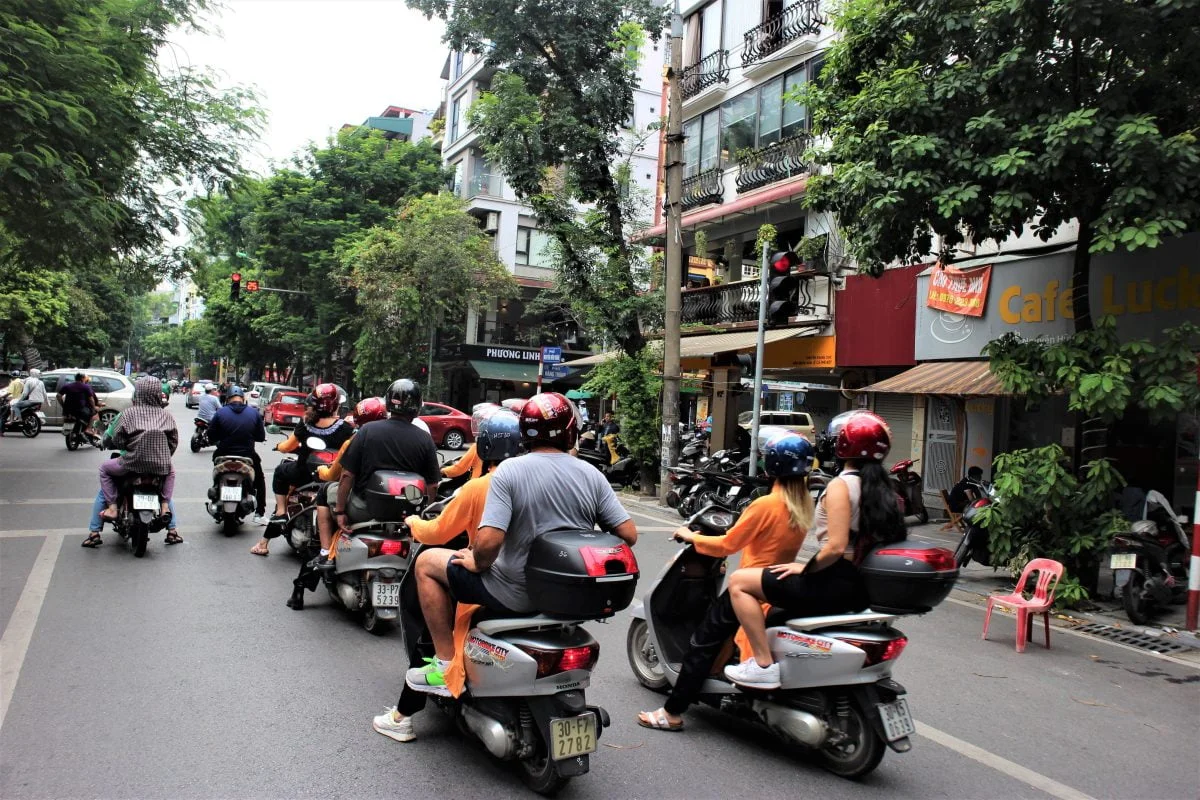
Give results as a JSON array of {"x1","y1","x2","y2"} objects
[
  {"x1": 681, "y1": 273, "x2": 832, "y2": 326},
  {"x1": 680, "y1": 49, "x2": 730, "y2": 100},
  {"x1": 742, "y1": 0, "x2": 824, "y2": 66},
  {"x1": 678, "y1": 166, "x2": 724, "y2": 212},
  {"x1": 735, "y1": 134, "x2": 810, "y2": 193}
]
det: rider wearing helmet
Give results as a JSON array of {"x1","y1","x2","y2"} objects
[
  {"x1": 441, "y1": 402, "x2": 500, "y2": 481},
  {"x1": 2, "y1": 368, "x2": 47, "y2": 435},
  {"x1": 206, "y1": 385, "x2": 268, "y2": 524},
  {"x1": 405, "y1": 392, "x2": 637, "y2": 696},
  {"x1": 251, "y1": 383, "x2": 354, "y2": 556},
  {"x1": 723, "y1": 411, "x2": 905, "y2": 690},
  {"x1": 371, "y1": 409, "x2": 523, "y2": 743},
  {"x1": 636, "y1": 431, "x2": 817, "y2": 733}
]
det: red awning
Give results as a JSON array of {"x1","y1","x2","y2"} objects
[{"x1": 632, "y1": 176, "x2": 809, "y2": 244}]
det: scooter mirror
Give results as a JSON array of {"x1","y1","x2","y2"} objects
[
  {"x1": 403, "y1": 484, "x2": 424, "y2": 504},
  {"x1": 306, "y1": 436, "x2": 327, "y2": 451},
  {"x1": 266, "y1": 424, "x2": 281, "y2": 435}
]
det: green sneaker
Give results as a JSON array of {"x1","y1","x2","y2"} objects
[{"x1": 406, "y1": 657, "x2": 451, "y2": 696}]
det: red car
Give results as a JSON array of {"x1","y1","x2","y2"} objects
[
  {"x1": 265, "y1": 392, "x2": 308, "y2": 428},
  {"x1": 418, "y1": 402, "x2": 473, "y2": 450}
]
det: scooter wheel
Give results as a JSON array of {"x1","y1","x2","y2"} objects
[
  {"x1": 361, "y1": 606, "x2": 393, "y2": 636},
  {"x1": 818, "y1": 702, "x2": 885, "y2": 779},
  {"x1": 1122, "y1": 573, "x2": 1152, "y2": 625},
  {"x1": 517, "y1": 735, "x2": 569, "y2": 796},
  {"x1": 626, "y1": 618, "x2": 668, "y2": 691}
]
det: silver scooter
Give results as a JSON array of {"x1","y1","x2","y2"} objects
[
  {"x1": 206, "y1": 455, "x2": 256, "y2": 535},
  {"x1": 627, "y1": 505, "x2": 958, "y2": 779}
]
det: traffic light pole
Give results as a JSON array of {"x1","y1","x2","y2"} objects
[
  {"x1": 659, "y1": 0, "x2": 683, "y2": 501},
  {"x1": 748, "y1": 242, "x2": 769, "y2": 478}
]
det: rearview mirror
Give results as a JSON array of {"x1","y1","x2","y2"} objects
[
  {"x1": 306, "y1": 436, "x2": 327, "y2": 451},
  {"x1": 403, "y1": 484, "x2": 424, "y2": 504},
  {"x1": 266, "y1": 424, "x2": 281, "y2": 435}
]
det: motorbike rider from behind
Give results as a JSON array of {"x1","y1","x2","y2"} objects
[
  {"x1": 440, "y1": 402, "x2": 500, "y2": 482},
  {"x1": 0, "y1": 368, "x2": 47, "y2": 435},
  {"x1": 206, "y1": 386, "x2": 268, "y2": 525},
  {"x1": 196, "y1": 384, "x2": 221, "y2": 423},
  {"x1": 405, "y1": 391, "x2": 638, "y2": 696},
  {"x1": 723, "y1": 411, "x2": 905, "y2": 690},
  {"x1": 372, "y1": 408, "x2": 522, "y2": 743},
  {"x1": 636, "y1": 432, "x2": 816, "y2": 732},
  {"x1": 58, "y1": 372, "x2": 102, "y2": 446}
]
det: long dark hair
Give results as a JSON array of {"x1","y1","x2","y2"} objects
[{"x1": 850, "y1": 460, "x2": 905, "y2": 559}]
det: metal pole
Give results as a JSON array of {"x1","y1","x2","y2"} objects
[
  {"x1": 659, "y1": 0, "x2": 684, "y2": 501},
  {"x1": 427, "y1": 324, "x2": 435, "y2": 389},
  {"x1": 1186, "y1": 472, "x2": 1199, "y2": 631},
  {"x1": 748, "y1": 243, "x2": 769, "y2": 478}
]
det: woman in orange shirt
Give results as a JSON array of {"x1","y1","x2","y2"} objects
[
  {"x1": 637, "y1": 432, "x2": 816, "y2": 732},
  {"x1": 370, "y1": 409, "x2": 521, "y2": 744},
  {"x1": 440, "y1": 403, "x2": 500, "y2": 482}
]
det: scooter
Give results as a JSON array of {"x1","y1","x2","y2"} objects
[
  {"x1": 0, "y1": 397, "x2": 44, "y2": 437},
  {"x1": 679, "y1": 430, "x2": 709, "y2": 465},
  {"x1": 576, "y1": 431, "x2": 640, "y2": 489},
  {"x1": 953, "y1": 489, "x2": 997, "y2": 568},
  {"x1": 664, "y1": 465, "x2": 702, "y2": 517},
  {"x1": 627, "y1": 504, "x2": 958, "y2": 780},
  {"x1": 190, "y1": 418, "x2": 211, "y2": 452},
  {"x1": 889, "y1": 459, "x2": 929, "y2": 523},
  {"x1": 206, "y1": 455, "x2": 257, "y2": 535},
  {"x1": 1109, "y1": 490, "x2": 1192, "y2": 625},
  {"x1": 279, "y1": 439, "x2": 337, "y2": 561},
  {"x1": 104, "y1": 470, "x2": 170, "y2": 558}
]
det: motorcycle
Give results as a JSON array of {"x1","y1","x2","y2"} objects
[
  {"x1": 206, "y1": 455, "x2": 257, "y2": 535},
  {"x1": 576, "y1": 431, "x2": 640, "y2": 489},
  {"x1": 1108, "y1": 490, "x2": 1192, "y2": 625},
  {"x1": 190, "y1": 418, "x2": 211, "y2": 452},
  {"x1": 398, "y1": 526, "x2": 638, "y2": 795},
  {"x1": 627, "y1": 504, "x2": 958, "y2": 780},
  {"x1": 679, "y1": 430, "x2": 709, "y2": 465},
  {"x1": 62, "y1": 413, "x2": 100, "y2": 451},
  {"x1": 953, "y1": 487, "x2": 997, "y2": 568},
  {"x1": 664, "y1": 464, "x2": 703, "y2": 516},
  {"x1": 0, "y1": 397, "x2": 44, "y2": 437},
  {"x1": 279, "y1": 441, "x2": 338, "y2": 561},
  {"x1": 103, "y1": 469, "x2": 170, "y2": 558},
  {"x1": 889, "y1": 459, "x2": 929, "y2": 523}
]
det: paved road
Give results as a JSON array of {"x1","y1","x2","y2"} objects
[{"x1": 1, "y1": 397, "x2": 1197, "y2": 799}]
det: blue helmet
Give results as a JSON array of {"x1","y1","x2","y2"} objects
[
  {"x1": 762, "y1": 432, "x2": 815, "y2": 478},
  {"x1": 476, "y1": 410, "x2": 522, "y2": 462}
]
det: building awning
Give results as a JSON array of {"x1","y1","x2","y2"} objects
[
  {"x1": 563, "y1": 328, "x2": 810, "y2": 367},
  {"x1": 860, "y1": 361, "x2": 1011, "y2": 396},
  {"x1": 468, "y1": 360, "x2": 576, "y2": 384},
  {"x1": 631, "y1": 176, "x2": 809, "y2": 244}
]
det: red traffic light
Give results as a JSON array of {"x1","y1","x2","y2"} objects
[
  {"x1": 246, "y1": 280, "x2": 260, "y2": 292},
  {"x1": 771, "y1": 251, "x2": 800, "y2": 275},
  {"x1": 231, "y1": 272, "x2": 241, "y2": 282}
]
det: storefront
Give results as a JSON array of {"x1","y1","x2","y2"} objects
[{"x1": 443, "y1": 344, "x2": 587, "y2": 410}]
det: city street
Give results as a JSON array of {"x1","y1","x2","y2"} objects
[{"x1": 1, "y1": 398, "x2": 1197, "y2": 799}]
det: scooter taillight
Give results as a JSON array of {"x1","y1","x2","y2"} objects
[
  {"x1": 518, "y1": 643, "x2": 600, "y2": 677},
  {"x1": 581, "y1": 544, "x2": 638, "y2": 577},
  {"x1": 363, "y1": 538, "x2": 410, "y2": 559},
  {"x1": 841, "y1": 636, "x2": 908, "y2": 666},
  {"x1": 873, "y1": 546, "x2": 957, "y2": 571}
]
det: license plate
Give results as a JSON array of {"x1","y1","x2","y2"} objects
[
  {"x1": 220, "y1": 486, "x2": 243, "y2": 502},
  {"x1": 371, "y1": 582, "x2": 401, "y2": 609},
  {"x1": 549, "y1": 714, "x2": 597, "y2": 761},
  {"x1": 1110, "y1": 553, "x2": 1137, "y2": 570},
  {"x1": 132, "y1": 494, "x2": 158, "y2": 511},
  {"x1": 878, "y1": 698, "x2": 916, "y2": 742},
  {"x1": 285, "y1": 417, "x2": 298, "y2": 424}
]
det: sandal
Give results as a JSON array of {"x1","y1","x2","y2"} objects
[
  {"x1": 81, "y1": 532, "x2": 103, "y2": 548},
  {"x1": 636, "y1": 709, "x2": 684, "y2": 732},
  {"x1": 164, "y1": 530, "x2": 183, "y2": 545},
  {"x1": 250, "y1": 541, "x2": 270, "y2": 556}
]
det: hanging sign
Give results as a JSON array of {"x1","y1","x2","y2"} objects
[{"x1": 926, "y1": 263, "x2": 992, "y2": 317}]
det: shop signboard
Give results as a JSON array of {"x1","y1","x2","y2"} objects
[
  {"x1": 915, "y1": 234, "x2": 1200, "y2": 360},
  {"x1": 764, "y1": 335, "x2": 837, "y2": 369}
]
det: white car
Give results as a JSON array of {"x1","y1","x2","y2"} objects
[
  {"x1": 738, "y1": 410, "x2": 817, "y2": 440},
  {"x1": 39, "y1": 369, "x2": 135, "y2": 429},
  {"x1": 186, "y1": 381, "x2": 215, "y2": 409}
]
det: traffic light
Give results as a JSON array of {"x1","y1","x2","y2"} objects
[
  {"x1": 767, "y1": 251, "x2": 799, "y2": 326},
  {"x1": 246, "y1": 279, "x2": 260, "y2": 293},
  {"x1": 736, "y1": 352, "x2": 755, "y2": 375},
  {"x1": 230, "y1": 272, "x2": 242, "y2": 300}
]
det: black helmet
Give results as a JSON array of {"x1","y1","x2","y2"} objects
[{"x1": 385, "y1": 378, "x2": 422, "y2": 416}]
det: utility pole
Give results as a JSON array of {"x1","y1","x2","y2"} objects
[
  {"x1": 659, "y1": 0, "x2": 684, "y2": 501},
  {"x1": 748, "y1": 243, "x2": 770, "y2": 477}
]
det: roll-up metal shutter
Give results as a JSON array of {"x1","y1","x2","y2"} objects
[{"x1": 873, "y1": 394, "x2": 914, "y2": 468}]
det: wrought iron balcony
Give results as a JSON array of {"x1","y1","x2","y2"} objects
[
  {"x1": 682, "y1": 272, "x2": 832, "y2": 326},
  {"x1": 677, "y1": 166, "x2": 724, "y2": 212},
  {"x1": 735, "y1": 134, "x2": 810, "y2": 193},
  {"x1": 680, "y1": 50, "x2": 730, "y2": 100},
  {"x1": 742, "y1": 0, "x2": 825, "y2": 66}
]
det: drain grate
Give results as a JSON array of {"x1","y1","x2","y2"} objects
[{"x1": 1072, "y1": 623, "x2": 1192, "y2": 655}]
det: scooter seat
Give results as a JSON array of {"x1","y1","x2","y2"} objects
[
  {"x1": 475, "y1": 614, "x2": 577, "y2": 636},
  {"x1": 784, "y1": 611, "x2": 896, "y2": 631}
]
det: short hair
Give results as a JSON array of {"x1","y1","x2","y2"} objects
[
  {"x1": 75, "y1": 372, "x2": 85, "y2": 381},
  {"x1": 967, "y1": 466, "x2": 983, "y2": 479}
]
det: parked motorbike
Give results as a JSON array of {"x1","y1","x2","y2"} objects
[
  {"x1": 206, "y1": 455, "x2": 257, "y2": 535},
  {"x1": 576, "y1": 431, "x2": 640, "y2": 489},
  {"x1": 953, "y1": 489, "x2": 996, "y2": 568},
  {"x1": 190, "y1": 418, "x2": 211, "y2": 453},
  {"x1": 399, "y1": 526, "x2": 638, "y2": 795},
  {"x1": 889, "y1": 459, "x2": 929, "y2": 523},
  {"x1": 679, "y1": 430, "x2": 709, "y2": 465},
  {"x1": 1109, "y1": 490, "x2": 1192, "y2": 624},
  {"x1": 0, "y1": 397, "x2": 44, "y2": 437},
  {"x1": 103, "y1": 469, "x2": 170, "y2": 558},
  {"x1": 664, "y1": 465, "x2": 702, "y2": 517},
  {"x1": 627, "y1": 504, "x2": 958, "y2": 779}
]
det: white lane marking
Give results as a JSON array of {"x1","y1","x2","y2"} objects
[
  {"x1": 637, "y1": 526, "x2": 678, "y2": 532},
  {"x1": 916, "y1": 721, "x2": 1095, "y2": 800},
  {"x1": 0, "y1": 497, "x2": 208, "y2": 506},
  {"x1": 0, "y1": 529, "x2": 87, "y2": 540},
  {"x1": 0, "y1": 534, "x2": 64, "y2": 732}
]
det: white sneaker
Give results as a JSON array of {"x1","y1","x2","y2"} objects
[
  {"x1": 252, "y1": 514, "x2": 269, "y2": 526},
  {"x1": 724, "y1": 658, "x2": 781, "y2": 689},
  {"x1": 372, "y1": 707, "x2": 415, "y2": 742}
]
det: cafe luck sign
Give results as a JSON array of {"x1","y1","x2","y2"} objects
[{"x1": 925, "y1": 263, "x2": 992, "y2": 317}]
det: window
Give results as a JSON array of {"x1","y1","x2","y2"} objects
[
  {"x1": 449, "y1": 97, "x2": 461, "y2": 141},
  {"x1": 720, "y1": 92, "x2": 757, "y2": 161},
  {"x1": 41, "y1": 375, "x2": 60, "y2": 392},
  {"x1": 685, "y1": 1, "x2": 724, "y2": 64},
  {"x1": 451, "y1": 161, "x2": 464, "y2": 196},
  {"x1": 421, "y1": 404, "x2": 449, "y2": 416},
  {"x1": 516, "y1": 227, "x2": 554, "y2": 267},
  {"x1": 89, "y1": 376, "x2": 124, "y2": 393},
  {"x1": 758, "y1": 77, "x2": 783, "y2": 146},
  {"x1": 452, "y1": 50, "x2": 464, "y2": 80},
  {"x1": 683, "y1": 109, "x2": 721, "y2": 176},
  {"x1": 470, "y1": 155, "x2": 500, "y2": 196},
  {"x1": 782, "y1": 66, "x2": 808, "y2": 139}
]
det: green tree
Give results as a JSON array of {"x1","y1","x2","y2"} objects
[
  {"x1": 803, "y1": 0, "x2": 1200, "y2": 331},
  {"x1": 341, "y1": 193, "x2": 517, "y2": 392}
]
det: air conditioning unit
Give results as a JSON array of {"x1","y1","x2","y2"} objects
[{"x1": 483, "y1": 212, "x2": 500, "y2": 232}]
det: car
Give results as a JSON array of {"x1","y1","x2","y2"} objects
[
  {"x1": 261, "y1": 385, "x2": 300, "y2": 410},
  {"x1": 39, "y1": 368, "x2": 135, "y2": 429},
  {"x1": 265, "y1": 391, "x2": 308, "y2": 428},
  {"x1": 418, "y1": 402, "x2": 473, "y2": 450},
  {"x1": 737, "y1": 410, "x2": 817, "y2": 440},
  {"x1": 186, "y1": 381, "x2": 215, "y2": 409}
]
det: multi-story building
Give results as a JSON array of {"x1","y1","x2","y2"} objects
[
  {"x1": 167, "y1": 279, "x2": 204, "y2": 326},
  {"x1": 344, "y1": 105, "x2": 435, "y2": 142},
  {"x1": 432, "y1": 41, "x2": 664, "y2": 411}
]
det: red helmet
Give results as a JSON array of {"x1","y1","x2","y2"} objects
[
  {"x1": 354, "y1": 397, "x2": 388, "y2": 426},
  {"x1": 834, "y1": 411, "x2": 892, "y2": 462},
  {"x1": 519, "y1": 392, "x2": 579, "y2": 450},
  {"x1": 306, "y1": 383, "x2": 340, "y2": 416}
]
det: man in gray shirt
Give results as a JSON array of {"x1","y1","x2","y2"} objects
[{"x1": 407, "y1": 392, "x2": 637, "y2": 696}]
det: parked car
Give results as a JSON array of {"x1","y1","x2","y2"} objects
[
  {"x1": 186, "y1": 381, "x2": 215, "y2": 409},
  {"x1": 39, "y1": 369, "x2": 135, "y2": 428},
  {"x1": 418, "y1": 402, "x2": 473, "y2": 450},
  {"x1": 250, "y1": 382, "x2": 285, "y2": 409},
  {"x1": 261, "y1": 385, "x2": 300, "y2": 410},
  {"x1": 737, "y1": 410, "x2": 817, "y2": 440},
  {"x1": 265, "y1": 391, "x2": 308, "y2": 428}
]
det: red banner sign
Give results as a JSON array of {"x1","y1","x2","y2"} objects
[{"x1": 926, "y1": 263, "x2": 992, "y2": 317}]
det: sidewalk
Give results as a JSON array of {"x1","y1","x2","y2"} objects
[{"x1": 620, "y1": 492, "x2": 1200, "y2": 654}]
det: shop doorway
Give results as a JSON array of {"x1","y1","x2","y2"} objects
[{"x1": 924, "y1": 396, "x2": 961, "y2": 506}]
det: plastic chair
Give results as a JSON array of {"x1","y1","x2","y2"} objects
[
  {"x1": 981, "y1": 558, "x2": 1064, "y2": 653},
  {"x1": 939, "y1": 489, "x2": 964, "y2": 532}
]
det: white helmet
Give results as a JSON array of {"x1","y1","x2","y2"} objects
[{"x1": 28, "y1": 368, "x2": 40, "y2": 377}]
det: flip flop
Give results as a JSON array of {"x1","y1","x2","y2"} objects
[
  {"x1": 636, "y1": 710, "x2": 684, "y2": 732},
  {"x1": 250, "y1": 542, "x2": 270, "y2": 556}
]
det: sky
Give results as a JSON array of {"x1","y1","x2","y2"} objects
[{"x1": 169, "y1": 0, "x2": 449, "y2": 173}]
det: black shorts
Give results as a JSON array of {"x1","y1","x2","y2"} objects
[
  {"x1": 315, "y1": 482, "x2": 337, "y2": 508},
  {"x1": 760, "y1": 558, "x2": 869, "y2": 618},
  {"x1": 446, "y1": 561, "x2": 513, "y2": 613}
]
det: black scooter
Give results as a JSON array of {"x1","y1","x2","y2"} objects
[{"x1": 1108, "y1": 490, "x2": 1191, "y2": 624}]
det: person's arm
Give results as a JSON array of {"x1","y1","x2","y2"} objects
[
  {"x1": 423, "y1": 441, "x2": 441, "y2": 501},
  {"x1": 610, "y1": 518, "x2": 638, "y2": 546},
  {"x1": 593, "y1": 473, "x2": 636, "y2": 545},
  {"x1": 275, "y1": 434, "x2": 300, "y2": 453},
  {"x1": 316, "y1": 439, "x2": 351, "y2": 482},
  {"x1": 773, "y1": 478, "x2": 849, "y2": 577},
  {"x1": 456, "y1": 525, "x2": 504, "y2": 572},
  {"x1": 441, "y1": 444, "x2": 476, "y2": 478},
  {"x1": 165, "y1": 419, "x2": 179, "y2": 455},
  {"x1": 335, "y1": 470, "x2": 355, "y2": 531},
  {"x1": 687, "y1": 500, "x2": 768, "y2": 557},
  {"x1": 408, "y1": 478, "x2": 485, "y2": 545},
  {"x1": 254, "y1": 411, "x2": 266, "y2": 443},
  {"x1": 207, "y1": 412, "x2": 224, "y2": 443}
]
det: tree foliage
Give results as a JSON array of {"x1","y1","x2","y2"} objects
[
  {"x1": 583, "y1": 348, "x2": 662, "y2": 470},
  {"x1": 341, "y1": 193, "x2": 517, "y2": 392},
  {"x1": 804, "y1": 0, "x2": 1200, "y2": 330}
]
